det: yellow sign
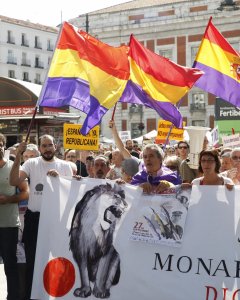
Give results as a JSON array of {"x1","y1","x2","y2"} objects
[
  {"x1": 63, "y1": 124, "x2": 99, "y2": 151},
  {"x1": 156, "y1": 120, "x2": 185, "y2": 142}
]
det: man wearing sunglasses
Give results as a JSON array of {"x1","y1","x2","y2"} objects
[
  {"x1": 178, "y1": 140, "x2": 198, "y2": 183},
  {"x1": 177, "y1": 141, "x2": 189, "y2": 162}
]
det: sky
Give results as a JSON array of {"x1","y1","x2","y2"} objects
[{"x1": 1, "y1": 0, "x2": 131, "y2": 27}]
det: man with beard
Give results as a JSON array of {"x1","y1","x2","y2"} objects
[
  {"x1": 10, "y1": 134, "x2": 73, "y2": 300},
  {"x1": 0, "y1": 133, "x2": 28, "y2": 300},
  {"x1": 93, "y1": 155, "x2": 110, "y2": 179}
]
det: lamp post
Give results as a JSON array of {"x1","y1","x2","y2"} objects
[{"x1": 138, "y1": 105, "x2": 144, "y2": 136}]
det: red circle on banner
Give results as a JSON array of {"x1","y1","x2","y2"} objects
[{"x1": 43, "y1": 257, "x2": 75, "y2": 297}]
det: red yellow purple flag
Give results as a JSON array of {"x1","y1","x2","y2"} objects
[
  {"x1": 119, "y1": 35, "x2": 203, "y2": 128},
  {"x1": 193, "y1": 18, "x2": 240, "y2": 107},
  {"x1": 38, "y1": 22, "x2": 129, "y2": 135}
]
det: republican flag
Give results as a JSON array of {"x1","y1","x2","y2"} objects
[
  {"x1": 38, "y1": 22, "x2": 129, "y2": 135},
  {"x1": 193, "y1": 18, "x2": 240, "y2": 108},
  {"x1": 120, "y1": 35, "x2": 203, "y2": 128}
]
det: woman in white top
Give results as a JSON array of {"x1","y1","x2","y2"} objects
[{"x1": 192, "y1": 149, "x2": 234, "y2": 187}]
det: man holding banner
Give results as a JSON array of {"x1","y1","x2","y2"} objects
[
  {"x1": 131, "y1": 144, "x2": 181, "y2": 193},
  {"x1": 9, "y1": 135, "x2": 73, "y2": 300}
]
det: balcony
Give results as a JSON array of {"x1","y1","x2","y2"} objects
[
  {"x1": 35, "y1": 61, "x2": 44, "y2": 69},
  {"x1": 23, "y1": 78, "x2": 31, "y2": 82},
  {"x1": 47, "y1": 46, "x2": 54, "y2": 51},
  {"x1": 7, "y1": 57, "x2": 17, "y2": 65},
  {"x1": 7, "y1": 38, "x2": 15, "y2": 44},
  {"x1": 190, "y1": 103, "x2": 206, "y2": 112},
  {"x1": 35, "y1": 43, "x2": 42, "y2": 49},
  {"x1": 21, "y1": 59, "x2": 31, "y2": 67},
  {"x1": 21, "y1": 40, "x2": 29, "y2": 47},
  {"x1": 129, "y1": 104, "x2": 142, "y2": 114},
  {"x1": 34, "y1": 79, "x2": 42, "y2": 84}
]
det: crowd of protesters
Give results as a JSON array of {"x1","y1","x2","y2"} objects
[{"x1": 0, "y1": 123, "x2": 240, "y2": 299}]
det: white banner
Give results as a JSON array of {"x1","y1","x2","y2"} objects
[{"x1": 32, "y1": 178, "x2": 240, "y2": 300}]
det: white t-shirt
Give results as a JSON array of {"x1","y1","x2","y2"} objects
[
  {"x1": 192, "y1": 176, "x2": 233, "y2": 185},
  {"x1": 21, "y1": 156, "x2": 73, "y2": 212}
]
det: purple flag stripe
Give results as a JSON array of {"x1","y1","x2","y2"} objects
[
  {"x1": 39, "y1": 77, "x2": 91, "y2": 113},
  {"x1": 39, "y1": 77, "x2": 108, "y2": 135},
  {"x1": 120, "y1": 80, "x2": 183, "y2": 128},
  {"x1": 194, "y1": 62, "x2": 240, "y2": 108}
]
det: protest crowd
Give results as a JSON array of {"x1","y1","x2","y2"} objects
[
  {"x1": 0, "y1": 117, "x2": 240, "y2": 299},
  {"x1": 1, "y1": 14, "x2": 240, "y2": 300}
]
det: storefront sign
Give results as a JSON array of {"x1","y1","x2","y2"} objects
[
  {"x1": 215, "y1": 98, "x2": 240, "y2": 121},
  {"x1": 63, "y1": 123, "x2": 99, "y2": 151},
  {"x1": 0, "y1": 106, "x2": 35, "y2": 116}
]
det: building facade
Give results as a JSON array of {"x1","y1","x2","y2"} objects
[
  {"x1": 0, "y1": 15, "x2": 58, "y2": 84},
  {"x1": 70, "y1": 0, "x2": 240, "y2": 139}
]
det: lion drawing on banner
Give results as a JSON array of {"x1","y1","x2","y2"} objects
[{"x1": 69, "y1": 183, "x2": 128, "y2": 298}]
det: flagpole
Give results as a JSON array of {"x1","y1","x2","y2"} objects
[
  {"x1": 163, "y1": 18, "x2": 212, "y2": 148},
  {"x1": 24, "y1": 22, "x2": 66, "y2": 143},
  {"x1": 163, "y1": 100, "x2": 182, "y2": 148},
  {"x1": 111, "y1": 103, "x2": 117, "y2": 121}
]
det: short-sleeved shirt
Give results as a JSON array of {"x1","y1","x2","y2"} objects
[
  {"x1": 21, "y1": 156, "x2": 73, "y2": 212},
  {"x1": 0, "y1": 159, "x2": 20, "y2": 227}
]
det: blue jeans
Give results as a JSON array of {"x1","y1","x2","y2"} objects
[{"x1": 0, "y1": 227, "x2": 19, "y2": 300}]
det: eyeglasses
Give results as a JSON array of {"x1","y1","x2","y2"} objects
[
  {"x1": 66, "y1": 155, "x2": 76, "y2": 158},
  {"x1": 200, "y1": 159, "x2": 215, "y2": 163},
  {"x1": 166, "y1": 165, "x2": 178, "y2": 170},
  {"x1": 178, "y1": 146, "x2": 188, "y2": 149},
  {"x1": 232, "y1": 156, "x2": 240, "y2": 161}
]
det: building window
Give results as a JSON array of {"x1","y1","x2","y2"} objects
[
  {"x1": 159, "y1": 49, "x2": 172, "y2": 60},
  {"x1": 230, "y1": 42, "x2": 239, "y2": 52},
  {"x1": 34, "y1": 73, "x2": 41, "y2": 84},
  {"x1": 192, "y1": 120, "x2": 205, "y2": 126},
  {"x1": 191, "y1": 46, "x2": 199, "y2": 65},
  {"x1": 48, "y1": 57, "x2": 51, "y2": 66},
  {"x1": 47, "y1": 39, "x2": 53, "y2": 51},
  {"x1": 35, "y1": 36, "x2": 42, "y2": 49},
  {"x1": 7, "y1": 30, "x2": 15, "y2": 44},
  {"x1": 21, "y1": 33, "x2": 29, "y2": 47},
  {"x1": 23, "y1": 72, "x2": 30, "y2": 82},
  {"x1": 21, "y1": 52, "x2": 31, "y2": 67},
  {"x1": 35, "y1": 56, "x2": 44, "y2": 68},
  {"x1": 8, "y1": 70, "x2": 15, "y2": 78},
  {"x1": 190, "y1": 93, "x2": 206, "y2": 111},
  {"x1": 7, "y1": 50, "x2": 17, "y2": 64},
  {"x1": 131, "y1": 123, "x2": 141, "y2": 139}
]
